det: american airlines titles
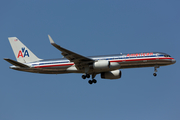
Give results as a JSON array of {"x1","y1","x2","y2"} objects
[{"x1": 126, "y1": 52, "x2": 153, "y2": 57}]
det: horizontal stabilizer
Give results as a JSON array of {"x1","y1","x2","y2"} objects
[{"x1": 4, "y1": 58, "x2": 30, "y2": 68}]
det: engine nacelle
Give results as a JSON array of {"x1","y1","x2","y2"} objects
[
  {"x1": 92, "y1": 60, "x2": 120, "y2": 70},
  {"x1": 101, "y1": 70, "x2": 122, "y2": 79},
  {"x1": 93, "y1": 60, "x2": 110, "y2": 70}
]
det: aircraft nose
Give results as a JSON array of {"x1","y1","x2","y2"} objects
[{"x1": 172, "y1": 59, "x2": 176, "y2": 64}]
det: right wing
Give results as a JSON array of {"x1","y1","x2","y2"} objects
[{"x1": 48, "y1": 35, "x2": 94, "y2": 70}]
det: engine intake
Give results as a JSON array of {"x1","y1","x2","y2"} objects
[{"x1": 101, "y1": 70, "x2": 121, "y2": 79}]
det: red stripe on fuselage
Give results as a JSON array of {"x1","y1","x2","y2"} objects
[
  {"x1": 110, "y1": 57, "x2": 174, "y2": 63},
  {"x1": 34, "y1": 57, "x2": 174, "y2": 68},
  {"x1": 34, "y1": 63, "x2": 74, "y2": 68}
]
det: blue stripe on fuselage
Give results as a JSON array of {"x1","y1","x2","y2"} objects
[{"x1": 31, "y1": 52, "x2": 168, "y2": 67}]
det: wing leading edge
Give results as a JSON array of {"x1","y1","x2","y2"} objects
[{"x1": 48, "y1": 35, "x2": 94, "y2": 70}]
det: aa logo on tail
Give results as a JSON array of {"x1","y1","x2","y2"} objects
[{"x1": 17, "y1": 47, "x2": 29, "y2": 58}]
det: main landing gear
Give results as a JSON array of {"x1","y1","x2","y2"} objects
[
  {"x1": 153, "y1": 66, "x2": 159, "y2": 77},
  {"x1": 82, "y1": 74, "x2": 97, "y2": 84},
  {"x1": 88, "y1": 79, "x2": 97, "y2": 84},
  {"x1": 82, "y1": 74, "x2": 90, "y2": 79}
]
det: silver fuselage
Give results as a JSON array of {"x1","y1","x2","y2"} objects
[{"x1": 10, "y1": 52, "x2": 176, "y2": 74}]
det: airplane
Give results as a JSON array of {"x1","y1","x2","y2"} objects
[{"x1": 4, "y1": 35, "x2": 176, "y2": 84}]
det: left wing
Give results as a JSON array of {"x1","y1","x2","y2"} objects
[{"x1": 48, "y1": 35, "x2": 94, "y2": 70}]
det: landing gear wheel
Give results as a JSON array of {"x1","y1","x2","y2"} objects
[
  {"x1": 82, "y1": 75, "x2": 86, "y2": 79},
  {"x1": 153, "y1": 73, "x2": 157, "y2": 76},
  {"x1": 88, "y1": 80, "x2": 93, "y2": 84},
  {"x1": 153, "y1": 66, "x2": 159, "y2": 77},
  {"x1": 86, "y1": 74, "x2": 90, "y2": 78},
  {"x1": 92, "y1": 79, "x2": 97, "y2": 83}
]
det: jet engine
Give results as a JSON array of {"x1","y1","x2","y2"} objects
[
  {"x1": 92, "y1": 60, "x2": 120, "y2": 70},
  {"x1": 93, "y1": 60, "x2": 110, "y2": 70},
  {"x1": 101, "y1": 70, "x2": 121, "y2": 79}
]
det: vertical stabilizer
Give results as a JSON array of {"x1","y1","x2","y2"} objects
[{"x1": 8, "y1": 37, "x2": 42, "y2": 63}]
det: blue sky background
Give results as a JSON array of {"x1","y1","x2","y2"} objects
[{"x1": 1, "y1": 0, "x2": 179, "y2": 120}]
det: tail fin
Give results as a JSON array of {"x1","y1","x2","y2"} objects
[{"x1": 8, "y1": 37, "x2": 42, "y2": 63}]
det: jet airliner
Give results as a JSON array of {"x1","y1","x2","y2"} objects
[{"x1": 4, "y1": 35, "x2": 176, "y2": 84}]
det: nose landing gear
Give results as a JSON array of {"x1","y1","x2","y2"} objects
[
  {"x1": 153, "y1": 73, "x2": 157, "y2": 76},
  {"x1": 153, "y1": 66, "x2": 159, "y2": 77}
]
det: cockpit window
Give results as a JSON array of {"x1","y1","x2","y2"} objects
[{"x1": 164, "y1": 55, "x2": 171, "y2": 57}]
